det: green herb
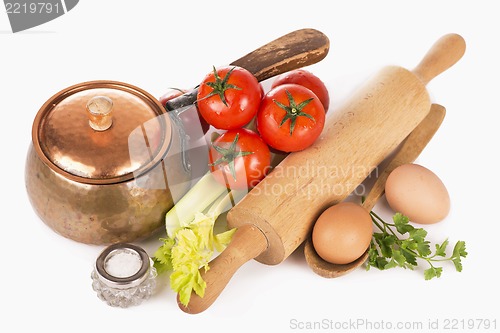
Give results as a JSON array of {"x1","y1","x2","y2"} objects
[
  {"x1": 153, "y1": 171, "x2": 245, "y2": 306},
  {"x1": 366, "y1": 211, "x2": 467, "y2": 280}
]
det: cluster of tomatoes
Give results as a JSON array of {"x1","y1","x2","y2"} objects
[{"x1": 160, "y1": 66, "x2": 329, "y2": 190}]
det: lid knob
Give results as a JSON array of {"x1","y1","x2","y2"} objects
[{"x1": 87, "y1": 96, "x2": 113, "y2": 131}]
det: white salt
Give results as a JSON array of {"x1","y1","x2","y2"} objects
[{"x1": 104, "y1": 249, "x2": 142, "y2": 278}]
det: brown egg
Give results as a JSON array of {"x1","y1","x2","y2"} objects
[
  {"x1": 312, "y1": 202, "x2": 373, "y2": 265},
  {"x1": 385, "y1": 163, "x2": 450, "y2": 224}
]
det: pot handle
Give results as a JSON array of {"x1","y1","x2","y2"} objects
[{"x1": 168, "y1": 108, "x2": 192, "y2": 173}]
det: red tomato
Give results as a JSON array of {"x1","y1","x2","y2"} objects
[
  {"x1": 272, "y1": 69, "x2": 330, "y2": 112},
  {"x1": 257, "y1": 83, "x2": 325, "y2": 152},
  {"x1": 209, "y1": 128, "x2": 271, "y2": 190},
  {"x1": 159, "y1": 88, "x2": 209, "y2": 136},
  {"x1": 197, "y1": 66, "x2": 262, "y2": 130}
]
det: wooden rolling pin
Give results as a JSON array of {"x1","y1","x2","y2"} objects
[{"x1": 180, "y1": 33, "x2": 466, "y2": 314}]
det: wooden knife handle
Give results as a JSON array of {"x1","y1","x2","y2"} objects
[
  {"x1": 412, "y1": 33, "x2": 466, "y2": 85},
  {"x1": 178, "y1": 224, "x2": 268, "y2": 314},
  {"x1": 165, "y1": 28, "x2": 330, "y2": 111}
]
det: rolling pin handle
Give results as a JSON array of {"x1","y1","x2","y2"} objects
[
  {"x1": 412, "y1": 33, "x2": 466, "y2": 85},
  {"x1": 178, "y1": 224, "x2": 268, "y2": 314}
]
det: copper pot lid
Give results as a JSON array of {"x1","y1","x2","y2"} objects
[{"x1": 32, "y1": 80, "x2": 172, "y2": 185}]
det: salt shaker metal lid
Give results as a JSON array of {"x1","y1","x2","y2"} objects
[{"x1": 91, "y1": 243, "x2": 157, "y2": 308}]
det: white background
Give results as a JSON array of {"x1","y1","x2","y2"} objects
[{"x1": 1, "y1": 1, "x2": 499, "y2": 332}]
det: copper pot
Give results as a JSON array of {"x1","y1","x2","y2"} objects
[{"x1": 25, "y1": 81, "x2": 193, "y2": 245}]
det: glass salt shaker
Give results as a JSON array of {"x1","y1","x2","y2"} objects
[{"x1": 91, "y1": 243, "x2": 157, "y2": 308}]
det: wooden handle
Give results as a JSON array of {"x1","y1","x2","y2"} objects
[
  {"x1": 165, "y1": 28, "x2": 329, "y2": 111},
  {"x1": 230, "y1": 28, "x2": 330, "y2": 82},
  {"x1": 305, "y1": 103, "x2": 446, "y2": 279},
  {"x1": 412, "y1": 33, "x2": 466, "y2": 85},
  {"x1": 178, "y1": 224, "x2": 268, "y2": 314},
  {"x1": 361, "y1": 103, "x2": 446, "y2": 211}
]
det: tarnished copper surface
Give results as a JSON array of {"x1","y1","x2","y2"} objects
[
  {"x1": 26, "y1": 80, "x2": 191, "y2": 244},
  {"x1": 32, "y1": 81, "x2": 172, "y2": 185},
  {"x1": 25, "y1": 144, "x2": 176, "y2": 244}
]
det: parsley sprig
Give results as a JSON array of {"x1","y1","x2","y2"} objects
[{"x1": 366, "y1": 211, "x2": 467, "y2": 280}]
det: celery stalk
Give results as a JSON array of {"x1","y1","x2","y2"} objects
[
  {"x1": 153, "y1": 171, "x2": 246, "y2": 306},
  {"x1": 165, "y1": 171, "x2": 228, "y2": 237}
]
